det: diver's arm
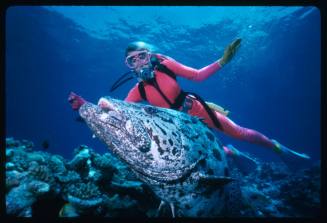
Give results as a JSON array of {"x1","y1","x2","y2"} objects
[
  {"x1": 162, "y1": 58, "x2": 222, "y2": 82},
  {"x1": 160, "y1": 38, "x2": 241, "y2": 82},
  {"x1": 124, "y1": 83, "x2": 143, "y2": 102}
]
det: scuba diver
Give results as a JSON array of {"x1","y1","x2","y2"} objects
[{"x1": 68, "y1": 39, "x2": 310, "y2": 164}]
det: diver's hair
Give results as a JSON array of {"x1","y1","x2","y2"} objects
[{"x1": 125, "y1": 41, "x2": 158, "y2": 57}]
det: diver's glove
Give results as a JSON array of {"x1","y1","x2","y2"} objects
[
  {"x1": 218, "y1": 38, "x2": 242, "y2": 66},
  {"x1": 68, "y1": 92, "x2": 86, "y2": 110}
]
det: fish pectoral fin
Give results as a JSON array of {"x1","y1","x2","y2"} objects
[
  {"x1": 156, "y1": 200, "x2": 166, "y2": 217},
  {"x1": 169, "y1": 202, "x2": 176, "y2": 218},
  {"x1": 156, "y1": 201, "x2": 176, "y2": 218},
  {"x1": 197, "y1": 174, "x2": 235, "y2": 187}
]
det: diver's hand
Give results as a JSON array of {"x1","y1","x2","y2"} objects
[
  {"x1": 68, "y1": 92, "x2": 86, "y2": 110},
  {"x1": 218, "y1": 38, "x2": 242, "y2": 66}
]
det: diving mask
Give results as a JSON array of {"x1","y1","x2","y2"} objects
[{"x1": 125, "y1": 50, "x2": 151, "y2": 69}]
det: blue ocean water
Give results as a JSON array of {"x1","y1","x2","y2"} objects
[{"x1": 5, "y1": 6, "x2": 320, "y2": 163}]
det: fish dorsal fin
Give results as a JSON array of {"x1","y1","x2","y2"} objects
[{"x1": 197, "y1": 173, "x2": 234, "y2": 187}]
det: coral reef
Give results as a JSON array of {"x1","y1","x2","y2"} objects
[
  {"x1": 6, "y1": 179, "x2": 50, "y2": 217},
  {"x1": 5, "y1": 138, "x2": 158, "y2": 217},
  {"x1": 5, "y1": 137, "x2": 320, "y2": 217},
  {"x1": 278, "y1": 162, "x2": 320, "y2": 217},
  {"x1": 239, "y1": 161, "x2": 320, "y2": 217}
]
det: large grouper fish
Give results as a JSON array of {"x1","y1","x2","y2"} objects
[{"x1": 78, "y1": 96, "x2": 238, "y2": 217}]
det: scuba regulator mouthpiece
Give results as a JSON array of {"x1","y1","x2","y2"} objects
[{"x1": 137, "y1": 66, "x2": 154, "y2": 81}]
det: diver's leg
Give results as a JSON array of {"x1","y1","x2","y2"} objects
[
  {"x1": 188, "y1": 101, "x2": 275, "y2": 148},
  {"x1": 213, "y1": 111, "x2": 310, "y2": 159},
  {"x1": 213, "y1": 111, "x2": 276, "y2": 148}
]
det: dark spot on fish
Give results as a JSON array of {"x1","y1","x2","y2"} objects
[
  {"x1": 207, "y1": 168, "x2": 214, "y2": 175},
  {"x1": 113, "y1": 115, "x2": 122, "y2": 122},
  {"x1": 153, "y1": 135, "x2": 164, "y2": 155},
  {"x1": 147, "y1": 127, "x2": 153, "y2": 138},
  {"x1": 161, "y1": 117, "x2": 174, "y2": 124},
  {"x1": 172, "y1": 132, "x2": 177, "y2": 137},
  {"x1": 144, "y1": 106, "x2": 159, "y2": 115},
  {"x1": 155, "y1": 123, "x2": 167, "y2": 135},
  {"x1": 163, "y1": 140, "x2": 167, "y2": 145},
  {"x1": 191, "y1": 117, "x2": 198, "y2": 124},
  {"x1": 153, "y1": 135, "x2": 160, "y2": 146},
  {"x1": 168, "y1": 139, "x2": 174, "y2": 146},
  {"x1": 183, "y1": 119, "x2": 191, "y2": 124},
  {"x1": 185, "y1": 204, "x2": 191, "y2": 210},
  {"x1": 198, "y1": 150, "x2": 203, "y2": 156},
  {"x1": 179, "y1": 190, "x2": 185, "y2": 197},
  {"x1": 138, "y1": 145, "x2": 150, "y2": 153},
  {"x1": 182, "y1": 132, "x2": 190, "y2": 140},
  {"x1": 213, "y1": 148, "x2": 222, "y2": 161},
  {"x1": 224, "y1": 167, "x2": 230, "y2": 177},
  {"x1": 172, "y1": 147, "x2": 178, "y2": 155},
  {"x1": 192, "y1": 134, "x2": 200, "y2": 140},
  {"x1": 205, "y1": 131, "x2": 214, "y2": 141},
  {"x1": 146, "y1": 119, "x2": 150, "y2": 123},
  {"x1": 158, "y1": 147, "x2": 164, "y2": 155},
  {"x1": 183, "y1": 145, "x2": 190, "y2": 151}
]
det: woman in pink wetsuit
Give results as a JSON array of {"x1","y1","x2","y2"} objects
[{"x1": 68, "y1": 40, "x2": 310, "y2": 161}]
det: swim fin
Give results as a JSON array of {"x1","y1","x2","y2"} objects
[
  {"x1": 272, "y1": 139, "x2": 311, "y2": 171},
  {"x1": 272, "y1": 139, "x2": 310, "y2": 159},
  {"x1": 224, "y1": 144, "x2": 259, "y2": 174}
]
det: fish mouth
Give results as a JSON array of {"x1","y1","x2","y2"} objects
[{"x1": 79, "y1": 102, "x2": 123, "y2": 142}]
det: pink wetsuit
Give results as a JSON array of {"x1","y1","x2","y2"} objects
[{"x1": 125, "y1": 54, "x2": 275, "y2": 149}]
